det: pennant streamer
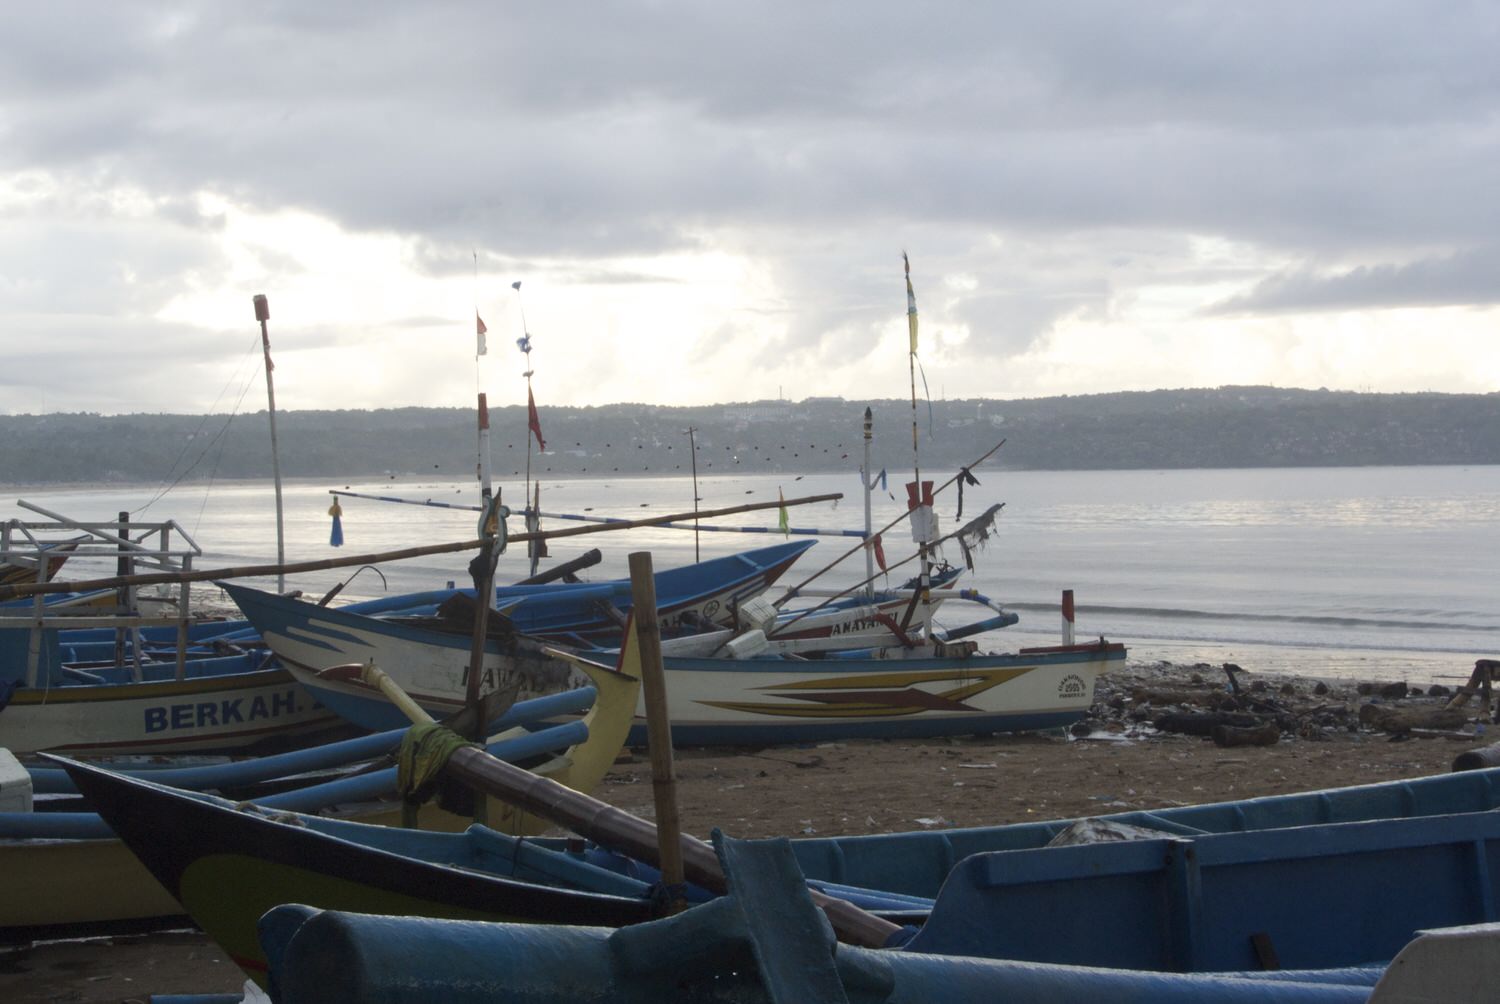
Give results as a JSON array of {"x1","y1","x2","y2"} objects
[
  {"x1": 904, "y1": 252, "x2": 918, "y2": 355},
  {"x1": 956, "y1": 466, "x2": 981, "y2": 520},
  {"x1": 871, "y1": 532, "x2": 887, "y2": 573},
  {"x1": 952, "y1": 503, "x2": 1003, "y2": 572},
  {"x1": 778, "y1": 488, "x2": 789, "y2": 537},
  {"x1": 527, "y1": 387, "x2": 546, "y2": 451},
  {"x1": 476, "y1": 312, "x2": 488, "y2": 356}
]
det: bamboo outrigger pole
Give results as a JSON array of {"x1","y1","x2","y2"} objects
[
  {"x1": 330, "y1": 641, "x2": 900, "y2": 948},
  {"x1": 771, "y1": 502, "x2": 1004, "y2": 636},
  {"x1": 773, "y1": 437, "x2": 1006, "y2": 610},
  {"x1": 628, "y1": 551, "x2": 687, "y2": 912},
  {"x1": 0, "y1": 493, "x2": 842, "y2": 600}
]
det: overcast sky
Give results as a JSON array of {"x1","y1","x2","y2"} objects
[{"x1": 3, "y1": 2, "x2": 1497, "y2": 416}]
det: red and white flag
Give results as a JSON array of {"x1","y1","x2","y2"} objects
[
  {"x1": 476, "y1": 312, "x2": 488, "y2": 356},
  {"x1": 528, "y1": 387, "x2": 546, "y2": 451}
]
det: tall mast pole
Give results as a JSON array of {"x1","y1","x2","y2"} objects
[
  {"x1": 473, "y1": 254, "x2": 496, "y2": 605},
  {"x1": 686, "y1": 426, "x2": 700, "y2": 562},
  {"x1": 252, "y1": 294, "x2": 286, "y2": 595},
  {"x1": 862, "y1": 407, "x2": 874, "y2": 599},
  {"x1": 904, "y1": 254, "x2": 931, "y2": 636},
  {"x1": 513, "y1": 282, "x2": 540, "y2": 577},
  {"x1": 476, "y1": 392, "x2": 498, "y2": 614}
]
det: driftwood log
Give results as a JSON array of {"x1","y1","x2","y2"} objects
[
  {"x1": 1358, "y1": 703, "x2": 1467, "y2": 734},
  {"x1": 1212, "y1": 721, "x2": 1281, "y2": 748},
  {"x1": 1134, "y1": 689, "x2": 1231, "y2": 709},
  {"x1": 1154, "y1": 711, "x2": 1262, "y2": 736}
]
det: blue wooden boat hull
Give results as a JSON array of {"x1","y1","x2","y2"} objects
[
  {"x1": 225, "y1": 539, "x2": 813, "y2": 648},
  {"x1": 787, "y1": 764, "x2": 1500, "y2": 900},
  {"x1": 54, "y1": 755, "x2": 930, "y2": 979},
  {"x1": 5, "y1": 687, "x2": 597, "y2": 840},
  {"x1": 262, "y1": 907, "x2": 1382, "y2": 1003},
  {"x1": 3, "y1": 656, "x2": 641, "y2": 940},
  {"x1": 905, "y1": 805, "x2": 1500, "y2": 972},
  {"x1": 256, "y1": 828, "x2": 1394, "y2": 1004}
]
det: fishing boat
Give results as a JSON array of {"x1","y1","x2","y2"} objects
[
  {"x1": 0, "y1": 538, "x2": 80, "y2": 588},
  {"x1": 65, "y1": 746, "x2": 1500, "y2": 977},
  {"x1": 254, "y1": 830, "x2": 1488, "y2": 1003},
  {"x1": 54, "y1": 753, "x2": 925, "y2": 983},
  {"x1": 0, "y1": 630, "x2": 336, "y2": 758},
  {"x1": 231, "y1": 531, "x2": 1116, "y2": 744},
  {"x1": 0, "y1": 518, "x2": 337, "y2": 756},
  {"x1": 230, "y1": 574, "x2": 1108, "y2": 744},
  {"x1": 1, "y1": 530, "x2": 810, "y2": 754},
  {"x1": 2, "y1": 655, "x2": 639, "y2": 941}
]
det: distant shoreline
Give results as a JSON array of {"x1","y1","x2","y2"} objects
[
  {"x1": 6, "y1": 459, "x2": 1500, "y2": 496},
  {"x1": 5, "y1": 389, "x2": 1499, "y2": 481}
]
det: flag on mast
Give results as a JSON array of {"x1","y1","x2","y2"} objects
[
  {"x1": 778, "y1": 487, "x2": 789, "y2": 537},
  {"x1": 527, "y1": 387, "x2": 546, "y2": 451},
  {"x1": 904, "y1": 252, "x2": 918, "y2": 355},
  {"x1": 476, "y1": 312, "x2": 488, "y2": 356},
  {"x1": 327, "y1": 498, "x2": 344, "y2": 547}
]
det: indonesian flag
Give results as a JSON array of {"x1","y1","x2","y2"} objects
[
  {"x1": 527, "y1": 386, "x2": 546, "y2": 451},
  {"x1": 476, "y1": 312, "x2": 488, "y2": 356}
]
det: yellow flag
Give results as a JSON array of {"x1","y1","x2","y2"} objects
[{"x1": 904, "y1": 252, "x2": 918, "y2": 355}]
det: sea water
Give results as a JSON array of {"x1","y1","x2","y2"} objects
[{"x1": 7, "y1": 465, "x2": 1498, "y2": 685}]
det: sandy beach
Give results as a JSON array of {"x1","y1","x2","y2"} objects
[{"x1": 2, "y1": 658, "x2": 1489, "y2": 1002}]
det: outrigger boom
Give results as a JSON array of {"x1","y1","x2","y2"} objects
[{"x1": 327, "y1": 489, "x2": 867, "y2": 539}]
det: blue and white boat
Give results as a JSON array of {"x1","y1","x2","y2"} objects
[
  {"x1": 1, "y1": 540, "x2": 811, "y2": 756},
  {"x1": 227, "y1": 566, "x2": 1118, "y2": 744}
]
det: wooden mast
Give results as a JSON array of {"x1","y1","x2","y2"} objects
[{"x1": 252, "y1": 294, "x2": 286, "y2": 595}]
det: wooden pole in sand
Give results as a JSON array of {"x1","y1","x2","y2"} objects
[
  {"x1": 338, "y1": 658, "x2": 900, "y2": 949},
  {"x1": 628, "y1": 551, "x2": 686, "y2": 911}
]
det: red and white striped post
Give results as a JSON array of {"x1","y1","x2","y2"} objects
[{"x1": 1061, "y1": 589, "x2": 1076, "y2": 646}]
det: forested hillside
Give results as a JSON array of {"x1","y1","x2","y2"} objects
[{"x1": 3, "y1": 387, "x2": 1497, "y2": 484}]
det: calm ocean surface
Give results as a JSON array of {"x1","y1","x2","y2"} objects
[{"x1": 7, "y1": 465, "x2": 1498, "y2": 685}]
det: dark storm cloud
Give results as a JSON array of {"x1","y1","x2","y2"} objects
[
  {"x1": 8, "y1": 2, "x2": 1496, "y2": 256},
  {"x1": 3, "y1": 1, "x2": 1498, "y2": 411}
]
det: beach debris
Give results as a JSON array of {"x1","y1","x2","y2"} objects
[
  {"x1": 1132, "y1": 687, "x2": 1232, "y2": 709},
  {"x1": 1358, "y1": 704, "x2": 1467, "y2": 735},
  {"x1": 1154, "y1": 711, "x2": 1261, "y2": 737},
  {"x1": 1358, "y1": 681, "x2": 1410, "y2": 699},
  {"x1": 1212, "y1": 721, "x2": 1281, "y2": 748},
  {"x1": 1046, "y1": 817, "x2": 1174, "y2": 846}
]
